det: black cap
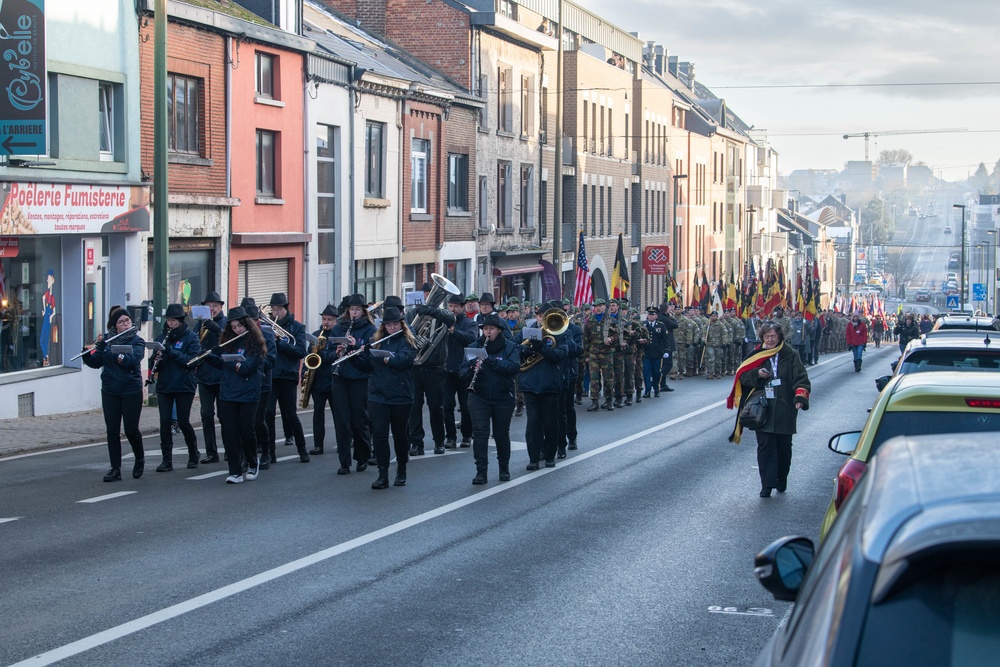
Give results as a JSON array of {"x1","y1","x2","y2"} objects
[
  {"x1": 165, "y1": 303, "x2": 186, "y2": 319},
  {"x1": 269, "y1": 292, "x2": 289, "y2": 307},
  {"x1": 348, "y1": 294, "x2": 366, "y2": 307},
  {"x1": 448, "y1": 294, "x2": 464, "y2": 305},
  {"x1": 240, "y1": 297, "x2": 256, "y2": 309},
  {"x1": 202, "y1": 291, "x2": 224, "y2": 305},
  {"x1": 107, "y1": 305, "x2": 130, "y2": 330},
  {"x1": 226, "y1": 306, "x2": 248, "y2": 322},
  {"x1": 321, "y1": 304, "x2": 338, "y2": 317},
  {"x1": 646, "y1": 306, "x2": 659, "y2": 313},
  {"x1": 381, "y1": 306, "x2": 404, "y2": 323},
  {"x1": 482, "y1": 313, "x2": 505, "y2": 330},
  {"x1": 479, "y1": 292, "x2": 496, "y2": 304},
  {"x1": 383, "y1": 295, "x2": 404, "y2": 309}
]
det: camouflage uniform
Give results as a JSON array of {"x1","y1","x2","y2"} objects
[
  {"x1": 693, "y1": 313, "x2": 708, "y2": 375},
  {"x1": 673, "y1": 312, "x2": 692, "y2": 380},
  {"x1": 704, "y1": 315, "x2": 727, "y2": 379},
  {"x1": 729, "y1": 315, "x2": 746, "y2": 373},
  {"x1": 610, "y1": 312, "x2": 627, "y2": 406},
  {"x1": 772, "y1": 314, "x2": 791, "y2": 341},
  {"x1": 585, "y1": 307, "x2": 618, "y2": 410},
  {"x1": 720, "y1": 314, "x2": 736, "y2": 375},
  {"x1": 633, "y1": 314, "x2": 648, "y2": 401}
]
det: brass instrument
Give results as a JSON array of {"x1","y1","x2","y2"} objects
[
  {"x1": 411, "y1": 273, "x2": 460, "y2": 366},
  {"x1": 260, "y1": 305, "x2": 292, "y2": 341},
  {"x1": 519, "y1": 309, "x2": 570, "y2": 371},
  {"x1": 186, "y1": 330, "x2": 248, "y2": 366},
  {"x1": 69, "y1": 326, "x2": 139, "y2": 362},
  {"x1": 299, "y1": 330, "x2": 328, "y2": 409}
]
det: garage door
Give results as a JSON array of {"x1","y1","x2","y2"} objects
[{"x1": 237, "y1": 259, "x2": 289, "y2": 310}]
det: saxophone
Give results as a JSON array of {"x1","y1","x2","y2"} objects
[{"x1": 299, "y1": 329, "x2": 328, "y2": 409}]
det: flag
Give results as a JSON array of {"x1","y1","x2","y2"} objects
[
  {"x1": 690, "y1": 278, "x2": 700, "y2": 308},
  {"x1": 572, "y1": 232, "x2": 592, "y2": 307},
  {"x1": 806, "y1": 260, "x2": 819, "y2": 320},
  {"x1": 726, "y1": 268, "x2": 738, "y2": 312},
  {"x1": 665, "y1": 271, "x2": 679, "y2": 305},
  {"x1": 611, "y1": 233, "x2": 630, "y2": 299},
  {"x1": 699, "y1": 268, "x2": 710, "y2": 312},
  {"x1": 795, "y1": 272, "x2": 805, "y2": 313}
]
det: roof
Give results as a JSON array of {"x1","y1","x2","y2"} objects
[
  {"x1": 932, "y1": 315, "x2": 999, "y2": 332},
  {"x1": 175, "y1": 0, "x2": 275, "y2": 26},
  {"x1": 908, "y1": 331, "x2": 998, "y2": 349},
  {"x1": 889, "y1": 368, "x2": 1000, "y2": 391}
]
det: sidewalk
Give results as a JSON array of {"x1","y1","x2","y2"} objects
[{"x1": 0, "y1": 398, "x2": 201, "y2": 458}]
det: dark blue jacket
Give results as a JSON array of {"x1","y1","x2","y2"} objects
[
  {"x1": 446, "y1": 314, "x2": 479, "y2": 373},
  {"x1": 82, "y1": 332, "x2": 146, "y2": 397},
  {"x1": 331, "y1": 317, "x2": 377, "y2": 382},
  {"x1": 560, "y1": 322, "x2": 583, "y2": 388},
  {"x1": 272, "y1": 314, "x2": 308, "y2": 381},
  {"x1": 514, "y1": 325, "x2": 568, "y2": 394},
  {"x1": 307, "y1": 327, "x2": 339, "y2": 394},
  {"x1": 643, "y1": 319, "x2": 669, "y2": 359},
  {"x1": 460, "y1": 337, "x2": 520, "y2": 403},
  {"x1": 204, "y1": 344, "x2": 263, "y2": 403},
  {"x1": 350, "y1": 334, "x2": 416, "y2": 405},
  {"x1": 259, "y1": 324, "x2": 277, "y2": 392},
  {"x1": 153, "y1": 325, "x2": 201, "y2": 394},
  {"x1": 195, "y1": 313, "x2": 226, "y2": 386}
]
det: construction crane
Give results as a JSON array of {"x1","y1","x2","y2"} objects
[{"x1": 842, "y1": 128, "x2": 967, "y2": 161}]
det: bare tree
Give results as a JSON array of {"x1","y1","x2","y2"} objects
[{"x1": 885, "y1": 247, "x2": 919, "y2": 290}]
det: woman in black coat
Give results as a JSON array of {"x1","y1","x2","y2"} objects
[
  {"x1": 731, "y1": 322, "x2": 810, "y2": 497},
  {"x1": 82, "y1": 306, "x2": 146, "y2": 482},
  {"x1": 150, "y1": 303, "x2": 202, "y2": 472},
  {"x1": 893, "y1": 314, "x2": 920, "y2": 354},
  {"x1": 203, "y1": 307, "x2": 267, "y2": 484},
  {"x1": 460, "y1": 313, "x2": 521, "y2": 484},
  {"x1": 350, "y1": 306, "x2": 417, "y2": 489}
]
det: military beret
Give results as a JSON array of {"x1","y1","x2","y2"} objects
[{"x1": 464, "y1": 293, "x2": 480, "y2": 303}]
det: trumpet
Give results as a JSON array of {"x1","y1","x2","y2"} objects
[
  {"x1": 70, "y1": 326, "x2": 138, "y2": 361},
  {"x1": 260, "y1": 305, "x2": 292, "y2": 341},
  {"x1": 186, "y1": 331, "x2": 248, "y2": 366}
]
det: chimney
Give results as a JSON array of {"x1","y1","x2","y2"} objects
[
  {"x1": 679, "y1": 61, "x2": 695, "y2": 87},
  {"x1": 316, "y1": 0, "x2": 386, "y2": 38},
  {"x1": 654, "y1": 44, "x2": 665, "y2": 76},
  {"x1": 668, "y1": 55, "x2": 678, "y2": 77}
]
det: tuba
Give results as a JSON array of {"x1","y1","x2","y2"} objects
[
  {"x1": 411, "y1": 273, "x2": 460, "y2": 366},
  {"x1": 299, "y1": 330, "x2": 327, "y2": 408},
  {"x1": 519, "y1": 308, "x2": 570, "y2": 371}
]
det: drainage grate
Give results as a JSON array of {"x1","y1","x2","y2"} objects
[{"x1": 18, "y1": 393, "x2": 34, "y2": 418}]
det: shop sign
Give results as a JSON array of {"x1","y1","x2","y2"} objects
[
  {"x1": 642, "y1": 245, "x2": 670, "y2": 274},
  {"x1": 0, "y1": 181, "x2": 150, "y2": 235},
  {"x1": 0, "y1": 0, "x2": 47, "y2": 155},
  {"x1": 0, "y1": 237, "x2": 18, "y2": 257}
]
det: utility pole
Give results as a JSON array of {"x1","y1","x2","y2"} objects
[
  {"x1": 153, "y1": 0, "x2": 170, "y2": 328},
  {"x1": 552, "y1": 0, "x2": 563, "y2": 294},
  {"x1": 954, "y1": 204, "x2": 966, "y2": 311}
]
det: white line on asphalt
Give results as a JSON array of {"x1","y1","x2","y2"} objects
[
  {"x1": 0, "y1": 517, "x2": 22, "y2": 524},
  {"x1": 76, "y1": 492, "x2": 138, "y2": 504},
  {"x1": 186, "y1": 471, "x2": 229, "y2": 480},
  {"x1": 9, "y1": 399, "x2": 725, "y2": 667}
]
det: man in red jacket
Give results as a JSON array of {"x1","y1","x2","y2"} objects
[{"x1": 845, "y1": 312, "x2": 868, "y2": 372}]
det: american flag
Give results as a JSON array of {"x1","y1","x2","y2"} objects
[{"x1": 573, "y1": 232, "x2": 592, "y2": 307}]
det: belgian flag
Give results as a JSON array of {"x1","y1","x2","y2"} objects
[{"x1": 611, "y1": 234, "x2": 630, "y2": 299}]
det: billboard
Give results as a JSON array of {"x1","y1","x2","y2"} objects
[
  {"x1": 0, "y1": 181, "x2": 150, "y2": 234},
  {"x1": 0, "y1": 0, "x2": 46, "y2": 155},
  {"x1": 642, "y1": 245, "x2": 670, "y2": 275}
]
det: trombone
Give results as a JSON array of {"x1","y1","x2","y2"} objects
[{"x1": 260, "y1": 305, "x2": 292, "y2": 341}]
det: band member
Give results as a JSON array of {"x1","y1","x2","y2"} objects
[
  {"x1": 242, "y1": 298, "x2": 277, "y2": 469},
  {"x1": 265, "y1": 292, "x2": 311, "y2": 463},
  {"x1": 82, "y1": 306, "x2": 146, "y2": 481},
  {"x1": 307, "y1": 304, "x2": 340, "y2": 457},
  {"x1": 195, "y1": 291, "x2": 226, "y2": 463},
  {"x1": 461, "y1": 313, "x2": 520, "y2": 484},
  {"x1": 150, "y1": 303, "x2": 202, "y2": 471},
  {"x1": 203, "y1": 307, "x2": 267, "y2": 484},
  {"x1": 443, "y1": 294, "x2": 478, "y2": 449},
  {"x1": 558, "y1": 300, "x2": 582, "y2": 458},
  {"x1": 350, "y1": 306, "x2": 417, "y2": 489},
  {"x1": 407, "y1": 295, "x2": 456, "y2": 456},
  {"x1": 329, "y1": 294, "x2": 377, "y2": 474},
  {"x1": 515, "y1": 300, "x2": 569, "y2": 470},
  {"x1": 474, "y1": 293, "x2": 497, "y2": 326}
]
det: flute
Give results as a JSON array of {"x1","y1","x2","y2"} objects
[
  {"x1": 69, "y1": 326, "x2": 138, "y2": 362},
  {"x1": 186, "y1": 331, "x2": 248, "y2": 366}
]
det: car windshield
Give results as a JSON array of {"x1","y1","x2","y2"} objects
[
  {"x1": 871, "y1": 411, "x2": 1000, "y2": 454},
  {"x1": 856, "y1": 552, "x2": 1000, "y2": 665},
  {"x1": 899, "y1": 351, "x2": 1000, "y2": 374}
]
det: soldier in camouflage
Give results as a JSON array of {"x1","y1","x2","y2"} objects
[
  {"x1": 574, "y1": 303, "x2": 590, "y2": 404},
  {"x1": 720, "y1": 310, "x2": 736, "y2": 375},
  {"x1": 704, "y1": 311, "x2": 727, "y2": 379},
  {"x1": 607, "y1": 300, "x2": 627, "y2": 407},
  {"x1": 632, "y1": 308, "x2": 648, "y2": 403},
  {"x1": 673, "y1": 308, "x2": 692, "y2": 380},
  {"x1": 584, "y1": 299, "x2": 618, "y2": 412},
  {"x1": 728, "y1": 310, "x2": 746, "y2": 374}
]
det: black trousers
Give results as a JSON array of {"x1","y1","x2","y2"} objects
[
  {"x1": 469, "y1": 393, "x2": 514, "y2": 471},
  {"x1": 331, "y1": 376, "x2": 372, "y2": 467},
  {"x1": 755, "y1": 431, "x2": 793, "y2": 490},
  {"x1": 311, "y1": 387, "x2": 335, "y2": 451},
  {"x1": 561, "y1": 387, "x2": 577, "y2": 445},
  {"x1": 219, "y1": 399, "x2": 258, "y2": 476},
  {"x1": 408, "y1": 365, "x2": 446, "y2": 448},
  {"x1": 157, "y1": 392, "x2": 198, "y2": 461},
  {"x1": 371, "y1": 402, "x2": 411, "y2": 470},
  {"x1": 102, "y1": 391, "x2": 144, "y2": 469},
  {"x1": 523, "y1": 392, "x2": 560, "y2": 464},
  {"x1": 267, "y1": 378, "x2": 306, "y2": 450},
  {"x1": 255, "y1": 390, "x2": 271, "y2": 457},
  {"x1": 443, "y1": 371, "x2": 472, "y2": 441},
  {"x1": 198, "y1": 382, "x2": 222, "y2": 455}
]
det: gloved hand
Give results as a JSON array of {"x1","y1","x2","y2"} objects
[
  {"x1": 415, "y1": 305, "x2": 430, "y2": 316},
  {"x1": 211, "y1": 345, "x2": 224, "y2": 356},
  {"x1": 203, "y1": 320, "x2": 221, "y2": 335},
  {"x1": 484, "y1": 356, "x2": 497, "y2": 368},
  {"x1": 95, "y1": 339, "x2": 108, "y2": 351},
  {"x1": 529, "y1": 338, "x2": 544, "y2": 351}
]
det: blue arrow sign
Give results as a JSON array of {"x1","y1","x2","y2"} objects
[{"x1": 946, "y1": 294, "x2": 960, "y2": 309}]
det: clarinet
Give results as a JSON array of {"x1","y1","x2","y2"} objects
[
  {"x1": 332, "y1": 317, "x2": 354, "y2": 377},
  {"x1": 468, "y1": 335, "x2": 486, "y2": 394}
]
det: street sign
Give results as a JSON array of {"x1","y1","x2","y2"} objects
[
  {"x1": 0, "y1": 0, "x2": 47, "y2": 156},
  {"x1": 973, "y1": 283, "x2": 987, "y2": 301},
  {"x1": 946, "y1": 294, "x2": 960, "y2": 309}
]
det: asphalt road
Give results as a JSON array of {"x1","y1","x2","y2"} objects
[{"x1": 0, "y1": 346, "x2": 894, "y2": 667}]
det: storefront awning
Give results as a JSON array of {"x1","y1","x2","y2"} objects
[{"x1": 491, "y1": 251, "x2": 544, "y2": 276}]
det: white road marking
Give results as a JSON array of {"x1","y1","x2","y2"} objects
[
  {"x1": 708, "y1": 606, "x2": 774, "y2": 617},
  {"x1": 12, "y1": 400, "x2": 726, "y2": 667},
  {"x1": 187, "y1": 471, "x2": 229, "y2": 481},
  {"x1": 76, "y1": 492, "x2": 137, "y2": 504},
  {"x1": 0, "y1": 517, "x2": 22, "y2": 524}
]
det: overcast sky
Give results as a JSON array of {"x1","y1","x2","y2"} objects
[{"x1": 578, "y1": 0, "x2": 1000, "y2": 181}]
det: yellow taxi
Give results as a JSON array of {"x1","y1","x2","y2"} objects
[{"x1": 820, "y1": 371, "x2": 1000, "y2": 539}]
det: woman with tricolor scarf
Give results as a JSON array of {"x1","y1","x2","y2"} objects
[{"x1": 727, "y1": 322, "x2": 810, "y2": 497}]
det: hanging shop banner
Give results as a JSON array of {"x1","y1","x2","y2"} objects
[
  {"x1": 539, "y1": 259, "x2": 563, "y2": 302},
  {"x1": 0, "y1": 0, "x2": 46, "y2": 155},
  {"x1": 0, "y1": 181, "x2": 150, "y2": 234},
  {"x1": 642, "y1": 245, "x2": 670, "y2": 275}
]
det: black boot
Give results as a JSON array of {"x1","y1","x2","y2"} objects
[
  {"x1": 156, "y1": 446, "x2": 173, "y2": 472},
  {"x1": 269, "y1": 448, "x2": 278, "y2": 465},
  {"x1": 309, "y1": 446, "x2": 324, "y2": 455},
  {"x1": 624, "y1": 394, "x2": 633, "y2": 406},
  {"x1": 259, "y1": 450, "x2": 270, "y2": 470},
  {"x1": 394, "y1": 464, "x2": 407, "y2": 486},
  {"x1": 187, "y1": 447, "x2": 200, "y2": 469},
  {"x1": 857, "y1": 358, "x2": 862, "y2": 372},
  {"x1": 498, "y1": 464, "x2": 511, "y2": 482},
  {"x1": 854, "y1": 359, "x2": 861, "y2": 373},
  {"x1": 472, "y1": 469, "x2": 487, "y2": 485},
  {"x1": 372, "y1": 467, "x2": 389, "y2": 489},
  {"x1": 603, "y1": 398, "x2": 615, "y2": 411},
  {"x1": 297, "y1": 446, "x2": 311, "y2": 462},
  {"x1": 614, "y1": 396, "x2": 624, "y2": 408}
]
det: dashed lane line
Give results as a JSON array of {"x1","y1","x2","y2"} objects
[
  {"x1": 0, "y1": 517, "x2": 22, "y2": 524},
  {"x1": 76, "y1": 492, "x2": 138, "y2": 504}
]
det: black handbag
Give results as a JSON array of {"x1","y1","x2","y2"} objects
[{"x1": 738, "y1": 392, "x2": 769, "y2": 431}]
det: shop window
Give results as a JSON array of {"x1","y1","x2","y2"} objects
[
  {"x1": 167, "y1": 74, "x2": 201, "y2": 155},
  {"x1": 256, "y1": 130, "x2": 276, "y2": 197},
  {"x1": 1, "y1": 237, "x2": 63, "y2": 372},
  {"x1": 411, "y1": 138, "x2": 430, "y2": 213},
  {"x1": 443, "y1": 259, "x2": 469, "y2": 295},
  {"x1": 317, "y1": 124, "x2": 338, "y2": 265},
  {"x1": 365, "y1": 121, "x2": 385, "y2": 198}
]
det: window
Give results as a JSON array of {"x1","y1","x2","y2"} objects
[
  {"x1": 443, "y1": 259, "x2": 470, "y2": 294},
  {"x1": 540, "y1": 85, "x2": 548, "y2": 142},
  {"x1": 447, "y1": 154, "x2": 469, "y2": 212},
  {"x1": 521, "y1": 74, "x2": 533, "y2": 138},
  {"x1": 599, "y1": 105, "x2": 604, "y2": 155},
  {"x1": 478, "y1": 74, "x2": 489, "y2": 130},
  {"x1": 520, "y1": 165, "x2": 534, "y2": 228},
  {"x1": 167, "y1": 74, "x2": 200, "y2": 154},
  {"x1": 498, "y1": 66, "x2": 513, "y2": 133},
  {"x1": 98, "y1": 83, "x2": 114, "y2": 160},
  {"x1": 0, "y1": 237, "x2": 63, "y2": 371},
  {"x1": 355, "y1": 258, "x2": 387, "y2": 303},
  {"x1": 411, "y1": 138, "x2": 430, "y2": 213},
  {"x1": 478, "y1": 176, "x2": 488, "y2": 227},
  {"x1": 624, "y1": 112, "x2": 629, "y2": 156},
  {"x1": 599, "y1": 185, "x2": 605, "y2": 236},
  {"x1": 607, "y1": 110, "x2": 613, "y2": 157},
  {"x1": 591, "y1": 184, "x2": 597, "y2": 236},
  {"x1": 591, "y1": 103, "x2": 597, "y2": 153},
  {"x1": 365, "y1": 121, "x2": 385, "y2": 198},
  {"x1": 644, "y1": 188, "x2": 650, "y2": 234},
  {"x1": 498, "y1": 162, "x2": 512, "y2": 228},
  {"x1": 317, "y1": 124, "x2": 337, "y2": 265},
  {"x1": 255, "y1": 52, "x2": 275, "y2": 99},
  {"x1": 582, "y1": 178, "x2": 588, "y2": 236},
  {"x1": 582, "y1": 100, "x2": 588, "y2": 152},
  {"x1": 256, "y1": 130, "x2": 276, "y2": 197}
]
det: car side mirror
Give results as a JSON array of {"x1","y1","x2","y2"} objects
[
  {"x1": 754, "y1": 536, "x2": 815, "y2": 602},
  {"x1": 828, "y1": 431, "x2": 861, "y2": 455},
  {"x1": 875, "y1": 375, "x2": 890, "y2": 392}
]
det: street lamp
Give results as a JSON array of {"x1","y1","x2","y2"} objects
[
  {"x1": 672, "y1": 174, "x2": 688, "y2": 274},
  {"x1": 988, "y1": 230, "x2": 996, "y2": 315},
  {"x1": 954, "y1": 204, "x2": 966, "y2": 311}
]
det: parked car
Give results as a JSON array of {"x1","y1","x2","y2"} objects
[
  {"x1": 944, "y1": 225, "x2": 953, "y2": 234},
  {"x1": 820, "y1": 371, "x2": 1000, "y2": 538},
  {"x1": 754, "y1": 434, "x2": 1000, "y2": 667},
  {"x1": 947, "y1": 257, "x2": 960, "y2": 270},
  {"x1": 931, "y1": 315, "x2": 999, "y2": 332},
  {"x1": 913, "y1": 288, "x2": 930, "y2": 302},
  {"x1": 875, "y1": 330, "x2": 1000, "y2": 391}
]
